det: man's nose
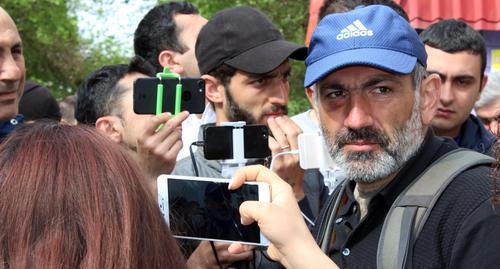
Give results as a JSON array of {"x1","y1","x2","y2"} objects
[
  {"x1": 439, "y1": 81, "x2": 454, "y2": 106},
  {"x1": 344, "y1": 95, "x2": 374, "y2": 129},
  {"x1": 0, "y1": 53, "x2": 23, "y2": 83},
  {"x1": 269, "y1": 78, "x2": 289, "y2": 105}
]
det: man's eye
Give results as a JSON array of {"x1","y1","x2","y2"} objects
[
  {"x1": 479, "y1": 117, "x2": 491, "y2": 125},
  {"x1": 456, "y1": 78, "x2": 472, "y2": 87},
  {"x1": 251, "y1": 78, "x2": 266, "y2": 86},
  {"x1": 326, "y1": 90, "x2": 346, "y2": 98},
  {"x1": 373, "y1": 87, "x2": 391, "y2": 94},
  {"x1": 283, "y1": 71, "x2": 292, "y2": 80},
  {"x1": 12, "y1": 47, "x2": 22, "y2": 55}
]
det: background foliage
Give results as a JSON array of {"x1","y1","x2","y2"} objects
[
  {"x1": 2, "y1": 0, "x2": 311, "y2": 114},
  {"x1": 2, "y1": 0, "x2": 128, "y2": 99}
]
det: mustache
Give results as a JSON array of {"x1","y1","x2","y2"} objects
[
  {"x1": 335, "y1": 127, "x2": 389, "y2": 149},
  {"x1": 263, "y1": 105, "x2": 288, "y2": 115},
  {"x1": 0, "y1": 81, "x2": 20, "y2": 92}
]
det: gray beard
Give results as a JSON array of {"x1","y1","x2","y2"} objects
[{"x1": 322, "y1": 100, "x2": 424, "y2": 184}]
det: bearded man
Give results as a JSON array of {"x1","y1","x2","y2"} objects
[
  {"x1": 302, "y1": 5, "x2": 500, "y2": 268},
  {"x1": 170, "y1": 6, "x2": 328, "y2": 269}
]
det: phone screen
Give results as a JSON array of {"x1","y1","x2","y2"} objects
[
  {"x1": 203, "y1": 126, "x2": 233, "y2": 160},
  {"x1": 244, "y1": 125, "x2": 271, "y2": 159},
  {"x1": 164, "y1": 177, "x2": 261, "y2": 244}
]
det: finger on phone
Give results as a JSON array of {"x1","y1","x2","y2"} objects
[{"x1": 230, "y1": 165, "x2": 292, "y2": 195}]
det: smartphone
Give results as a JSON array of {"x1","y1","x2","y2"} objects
[
  {"x1": 158, "y1": 175, "x2": 270, "y2": 246},
  {"x1": 133, "y1": 77, "x2": 205, "y2": 114},
  {"x1": 203, "y1": 125, "x2": 271, "y2": 160}
]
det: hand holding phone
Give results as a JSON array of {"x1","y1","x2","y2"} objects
[
  {"x1": 136, "y1": 112, "x2": 188, "y2": 184},
  {"x1": 228, "y1": 165, "x2": 329, "y2": 268},
  {"x1": 158, "y1": 175, "x2": 270, "y2": 246}
]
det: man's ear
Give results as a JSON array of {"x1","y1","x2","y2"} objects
[
  {"x1": 95, "y1": 116, "x2": 123, "y2": 143},
  {"x1": 305, "y1": 87, "x2": 316, "y2": 109},
  {"x1": 419, "y1": 73, "x2": 441, "y2": 125},
  {"x1": 202, "y1": 74, "x2": 224, "y2": 105},
  {"x1": 158, "y1": 50, "x2": 185, "y2": 74}
]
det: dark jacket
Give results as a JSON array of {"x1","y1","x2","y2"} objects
[
  {"x1": 313, "y1": 130, "x2": 500, "y2": 268},
  {"x1": 0, "y1": 114, "x2": 23, "y2": 142},
  {"x1": 456, "y1": 114, "x2": 496, "y2": 155}
]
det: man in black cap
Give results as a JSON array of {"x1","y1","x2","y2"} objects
[
  {"x1": 173, "y1": 6, "x2": 325, "y2": 269},
  {"x1": 174, "y1": 6, "x2": 309, "y2": 199}
]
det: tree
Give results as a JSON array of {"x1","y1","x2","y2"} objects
[{"x1": 2, "y1": 0, "x2": 128, "y2": 99}]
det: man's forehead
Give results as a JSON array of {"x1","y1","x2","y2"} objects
[
  {"x1": 0, "y1": 8, "x2": 21, "y2": 45},
  {"x1": 318, "y1": 65, "x2": 408, "y2": 87},
  {"x1": 174, "y1": 13, "x2": 207, "y2": 32},
  {"x1": 425, "y1": 46, "x2": 482, "y2": 77}
]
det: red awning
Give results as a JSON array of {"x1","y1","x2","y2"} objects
[
  {"x1": 394, "y1": 0, "x2": 500, "y2": 30},
  {"x1": 305, "y1": 0, "x2": 324, "y2": 45},
  {"x1": 306, "y1": 0, "x2": 500, "y2": 44}
]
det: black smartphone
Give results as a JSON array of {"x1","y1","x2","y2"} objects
[
  {"x1": 158, "y1": 175, "x2": 270, "y2": 245},
  {"x1": 244, "y1": 124, "x2": 271, "y2": 159},
  {"x1": 133, "y1": 77, "x2": 205, "y2": 114},
  {"x1": 203, "y1": 125, "x2": 271, "y2": 160}
]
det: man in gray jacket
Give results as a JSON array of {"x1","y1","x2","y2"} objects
[{"x1": 172, "y1": 6, "x2": 327, "y2": 269}]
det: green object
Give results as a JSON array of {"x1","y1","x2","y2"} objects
[
  {"x1": 175, "y1": 83, "x2": 182, "y2": 115},
  {"x1": 155, "y1": 67, "x2": 182, "y2": 115},
  {"x1": 156, "y1": 83, "x2": 164, "y2": 116}
]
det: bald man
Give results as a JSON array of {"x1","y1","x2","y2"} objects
[{"x1": 0, "y1": 7, "x2": 25, "y2": 139}]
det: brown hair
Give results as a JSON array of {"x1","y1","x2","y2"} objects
[{"x1": 0, "y1": 121, "x2": 186, "y2": 268}]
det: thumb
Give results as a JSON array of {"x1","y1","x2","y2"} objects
[{"x1": 239, "y1": 200, "x2": 265, "y2": 226}]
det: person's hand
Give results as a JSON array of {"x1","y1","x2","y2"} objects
[
  {"x1": 227, "y1": 165, "x2": 337, "y2": 269},
  {"x1": 187, "y1": 241, "x2": 253, "y2": 269},
  {"x1": 267, "y1": 116, "x2": 305, "y2": 200},
  {"x1": 136, "y1": 111, "x2": 189, "y2": 193}
]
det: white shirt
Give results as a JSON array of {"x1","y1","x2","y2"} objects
[{"x1": 177, "y1": 104, "x2": 216, "y2": 160}]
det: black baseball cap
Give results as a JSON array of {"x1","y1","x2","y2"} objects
[{"x1": 196, "y1": 6, "x2": 307, "y2": 75}]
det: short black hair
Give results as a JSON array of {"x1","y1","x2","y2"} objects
[
  {"x1": 75, "y1": 57, "x2": 156, "y2": 125},
  {"x1": 134, "y1": 1, "x2": 199, "y2": 72},
  {"x1": 420, "y1": 19, "x2": 487, "y2": 79},
  {"x1": 319, "y1": 0, "x2": 409, "y2": 21},
  {"x1": 19, "y1": 82, "x2": 62, "y2": 122},
  {"x1": 208, "y1": 64, "x2": 238, "y2": 87}
]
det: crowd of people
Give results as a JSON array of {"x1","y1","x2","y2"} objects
[{"x1": 0, "y1": 0, "x2": 499, "y2": 268}]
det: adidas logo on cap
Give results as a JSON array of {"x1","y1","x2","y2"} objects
[{"x1": 336, "y1": 19, "x2": 373, "y2": 40}]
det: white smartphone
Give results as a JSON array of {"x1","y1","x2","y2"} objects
[{"x1": 157, "y1": 175, "x2": 270, "y2": 246}]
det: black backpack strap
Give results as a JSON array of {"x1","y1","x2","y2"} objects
[
  {"x1": 317, "y1": 179, "x2": 350, "y2": 253},
  {"x1": 377, "y1": 149, "x2": 494, "y2": 269}
]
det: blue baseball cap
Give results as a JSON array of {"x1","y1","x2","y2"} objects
[{"x1": 304, "y1": 5, "x2": 427, "y2": 88}]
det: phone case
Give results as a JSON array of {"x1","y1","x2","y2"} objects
[{"x1": 133, "y1": 77, "x2": 205, "y2": 114}]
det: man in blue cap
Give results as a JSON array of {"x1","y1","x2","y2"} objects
[{"x1": 303, "y1": 4, "x2": 500, "y2": 268}]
